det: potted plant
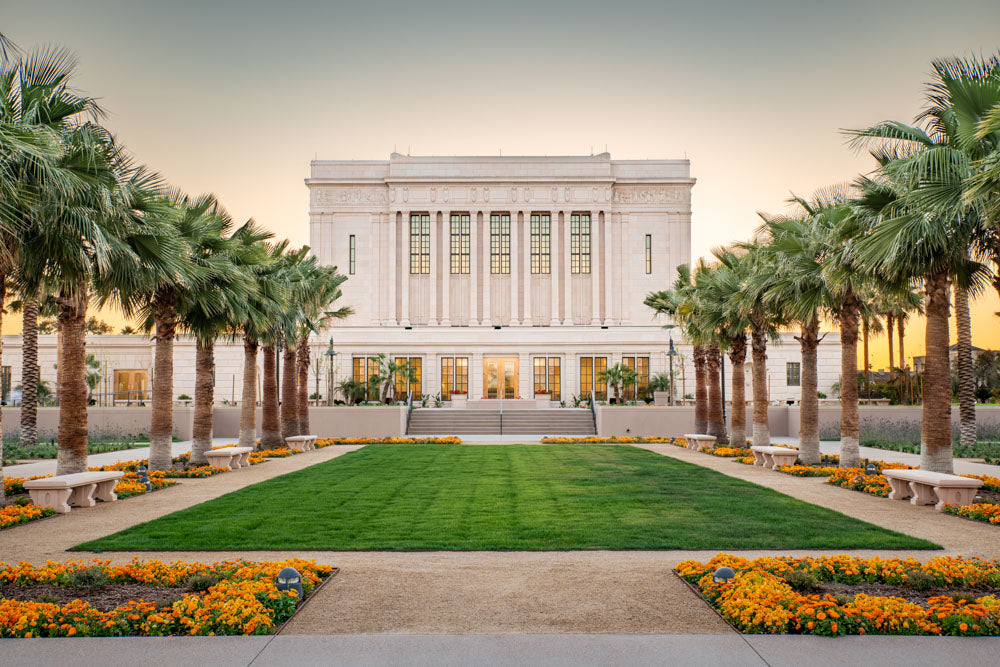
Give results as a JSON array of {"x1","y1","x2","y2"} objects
[
  {"x1": 450, "y1": 390, "x2": 468, "y2": 408},
  {"x1": 534, "y1": 389, "x2": 551, "y2": 408},
  {"x1": 648, "y1": 373, "x2": 673, "y2": 406}
]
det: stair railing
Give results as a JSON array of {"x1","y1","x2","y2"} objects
[
  {"x1": 589, "y1": 394, "x2": 597, "y2": 433},
  {"x1": 406, "y1": 390, "x2": 413, "y2": 433}
]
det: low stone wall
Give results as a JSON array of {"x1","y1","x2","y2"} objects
[
  {"x1": 1, "y1": 405, "x2": 407, "y2": 441},
  {"x1": 596, "y1": 404, "x2": 1000, "y2": 439}
]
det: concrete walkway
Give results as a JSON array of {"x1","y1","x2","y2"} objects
[{"x1": 3, "y1": 634, "x2": 999, "y2": 666}]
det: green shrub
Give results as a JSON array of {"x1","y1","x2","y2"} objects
[
  {"x1": 784, "y1": 569, "x2": 818, "y2": 591},
  {"x1": 187, "y1": 574, "x2": 219, "y2": 592},
  {"x1": 904, "y1": 571, "x2": 937, "y2": 591},
  {"x1": 67, "y1": 566, "x2": 109, "y2": 588}
]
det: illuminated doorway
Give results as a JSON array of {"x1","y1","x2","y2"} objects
[{"x1": 483, "y1": 357, "x2": 518, "y2": 399}]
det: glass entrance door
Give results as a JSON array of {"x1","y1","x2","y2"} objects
[{"x1": 483, "y1": 357, "x2": 518, "y2": 399}]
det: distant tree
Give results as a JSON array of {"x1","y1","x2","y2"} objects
[
  {"x1": 119, "y1": 325, "x2": 136, "y2": 335},
  {"x1": 85, "y1": 317, "x2": 114, "y2": 334}
]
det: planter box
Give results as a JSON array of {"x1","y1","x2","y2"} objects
[
  {"x1": 534, "y1": 393, "x2": 551, "y2": 409},
  {"x1": 451, "y1": 394, "x2": 468, "y2": 409},
  {"x1": 653, "y1": 391, "x2": 671, "y2": 406}
]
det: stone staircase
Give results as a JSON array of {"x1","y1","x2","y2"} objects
[{"x1": 406, "y1": 408, "x2": 596, "y2": 436}]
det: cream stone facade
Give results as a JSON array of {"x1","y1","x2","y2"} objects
[{"x1": 306, "y1": 153, "x2": 842, "y2": 404}]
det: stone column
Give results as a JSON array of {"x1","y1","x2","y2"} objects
[
  {"x1": 368, "y1": 214, "x2": 379, "y2": 324},
  {"x1": 549, "y1": 211, "x2": 561, "y2": 326},
  {"x1": 482, "y1": 211, "x2": 492, "y2": 326},
  {"x1": 400, "y1": 210, "x2": 411, "y2": 327},
  {"x1": 428, "y1": 210, "x2": 438, "y2": 326},
  {"x1": 441, "y1": 210, "x2": 451, "y2": 326},
  {"x1": 510, "y1": 211, "x2": 520, "y2": 325},
  {"x1": 605, "y1": 211, "x2": 614, "y2": 325},
  {"x1": 563, "y1": 209, "x2": 573, "y2": 325},
  {"x1": 470, "y1": 209, "x2": 479, "y2": 325},
  {"x1": 471, "y1": 351, "x2": 483, "y2": 399},
  {"x1": 620, "y1": 212, "x2": 630, "y2": 324},
  {"x1": 590, "y1": 210, "x2": 601, "y2": 325},
  {"x1": 523, "y1": 211, "x2": 533, "y2": 326},
  {"x1": 388, "y1": 211, "x2": 398, "y2": 325}
]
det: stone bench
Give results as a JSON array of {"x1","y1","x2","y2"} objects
[
  {"x1": 23, "y1": 471, "x2": 125, "y2": 514},
  {"x1": 285, "y1": 435, "x2": 318, "y2": 452},
  {"x1": 882, "y1": 469, "x2": 983, "y2": 511},
  {"x1": 682, "y1": 434, "x2": 717, "y2": 451},
  {"x1": 749, "y1": 446, "x2": 800, "y2": 469},
  {"x1": 204, "y1": 446, "x2": 253, "y2": 470}
]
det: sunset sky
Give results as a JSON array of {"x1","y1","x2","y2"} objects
[{"x1": 5, "y1": 0, "x2": 1000, "y2": 368}]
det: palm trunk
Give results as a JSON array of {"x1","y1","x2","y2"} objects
[
  {"x1": 280, "y1": 345, "x2": 299, "y2": 439},
  {"x1": 839, "y1": 291, "x2": 861, "y2": 468},
  {"x1": 863, "y1": 320, "x2": 870, "y2": 402},
  {"x1": 750, "y1": 322, "x2": 769, "y2": 446},
  {"x1": 149, "y1": 288, "x2": 177, "y2": 471},
  {"x1": 955, "y1": 285, "x2": 976, "y2": 448},
  {"x1": 190, "y1": 339, "x2": 215, "y2": 466},
  {"x1": 19, "y1": 294, "x2": 39, "y2": 449},
  {"x1": 797, "y1": 318, "x2": 821, "y2": 465},
  {"x1": 706, "y1": 345, "x2": 726, "y2": 442},
  {"x1": 0, "y1": 280, "x2": 6, "y2": 504},
  {"x1": 922, "y1": 270, "x2": 953, "y2": 472},
  {"x1": 239, "y1": 339, "x2": 259, "y2": 449},
  {"x1": 56, "y1": 290, "x2": 88, "y2": 474},
  {"x1": 728, "y1": 334, "x2": 747, "y2": 448},
  {"x1": 886, "y1": 313, "x2": 895, "y2": 371},
  {"x1": 898, "y1": 318, "x2": 905, "y2": 369},
  {"x1": 693, "y1": 345, "x2": 708, "y2": 434},
  {"x1": 296, "y1": 336, "x2": 310, "y2": 434},
  {"x1": 260, "y1": 345, "x2": 282, "y2": 449}
]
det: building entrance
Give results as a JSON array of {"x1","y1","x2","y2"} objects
[{"x1": 483, "y1": 357, "x2": 518, "y2": 399}]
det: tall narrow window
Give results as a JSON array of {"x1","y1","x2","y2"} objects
[
  {"x1": 533, "y1": 356, "x2": 561, "y2": 400},
  {"x1": 490, "y1": 213, "x2": 510, "y2": 274},
  {"x1": 410, "y1": 213, "x2": 430, "y2": 274},
  {"x1": 579, "y1": 357, "x2": 593, "y2": 399},
  {"x1": 530, "y1": 213, "x2": 551, "y2": 274},
  {"x1": 353, "y1": 356, "x2": 380, "y2": 401},
  {"x1": 547, "y1": 357, "x2": 561, "y2": 401},
  {"x1": 787, "y1": 362, "x2": 801, "y2": 387},
  {"x1": 349, "y1": 235, "x2": 356, "y2": 274},
  {"x1": 570, "y1": 213, "x2": 591, "y2": 274},
  {"x1": 450, "y1": 213, "x2": 470, "y2": 274},
  {"x1": 579, "y1": 356, "x2": 607, "y2": 400},
  {"x1": 441, "y1": 356, "x2": 469, "y2": 396},
  {"x1": 645, "y1": 234, "x2": 652, "y2": 274},
  {"x1": 621, "y1": 355, "x2": 650, "y2": 401},
  {"x1": 533, "y1": 357, "x2": 547, "y2": 395}
]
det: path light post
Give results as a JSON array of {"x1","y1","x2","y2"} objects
[
  {"x1": 668, "y1": 336, "x2": 677, "y2": 406},
  {"x1": 325, "y1": 337, "x2": 336, "y2": 406}
]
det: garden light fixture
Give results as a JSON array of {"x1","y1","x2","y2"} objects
[
  {"x1": 276, "y1": 566, "x2": 304, "y2": 600},
  {"x1": 137, "y1": 464, "x2": 152, "y2": 492},
  {"x1": 712, "y1": 566, "x2": 735, "y2": 583}
]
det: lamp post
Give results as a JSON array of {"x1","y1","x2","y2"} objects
[
  {"x1": 325, "y1": 337, "x2": 336, "y2": 406},
  {"x1": 668, "y1": 336, "x2": 677, "y2": 406}
]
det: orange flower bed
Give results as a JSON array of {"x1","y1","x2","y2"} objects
[
  {"x1": 676, "y1": 554, "x2": 1000, "y2": 636},
  {"x1": 540, "y1": 436, "x2": 676, "y2": 444},
  {"x1": 944, "y1": 503, "x2": 1000, "y2": 526},
  {"x1": 0, "y1": 504, "x2": 57, "y2": 530},
  {"x1": 0, "y1": 558, "x2": 333, "y2": 637},
  {"x1": 962, "y1": 474, "x2": 1000, "y2": 493},
  {"x1": 708, "y1": 447, "x2": 751, "y2": 458},
  {"x1": 316, "y1": 437, "x2": 461, "y2": 446}
]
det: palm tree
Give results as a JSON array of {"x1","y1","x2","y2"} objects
[
  {"x1": 645, "y1": 265, "x2": 711, "y2": 432},
  {"x1": 176, "y1": 206, "x2": 257, "y2": 466},
  {"x1": 848, "y1": 56, "x2": 999, "y2": 472},
  {"x1": 292, "y1": 260, "x2": 351, "y2": 433},
  {"x1": 735, "y1": 240, "x2": 784, "y2": 448},
  {"x1": 598, "y1": 362, "x2": 638, "y2": 405}
]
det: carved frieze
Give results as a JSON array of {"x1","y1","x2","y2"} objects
[
  {"x1": 311, "y1": 187, "x2": 389, "y2": 207},
  {"x1": 612, "y1": 186, "x2": 688, "y2": 205}
]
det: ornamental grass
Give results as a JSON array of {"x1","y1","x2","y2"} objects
[
  {"x1": 0, "y1": 558, "x2": 332, "y2": 637},
  {"x1": 676, "y1": 554, "x2": 1000, "y2": 636}
]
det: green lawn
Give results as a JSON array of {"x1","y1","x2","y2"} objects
[{"x1": 76, "y1": 445, "x2": 939, "y2": 551}]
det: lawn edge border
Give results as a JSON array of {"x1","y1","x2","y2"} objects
[
  {"x1": 672, "y1": 570, "x2": 743, "y2": 635},
  {"x1": 273, "y1": 566, "x2": 339, "y2": 635}
]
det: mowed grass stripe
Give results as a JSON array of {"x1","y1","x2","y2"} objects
[{"x1": 75, "y1": 445, "x2": 939, "y2": 551}]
